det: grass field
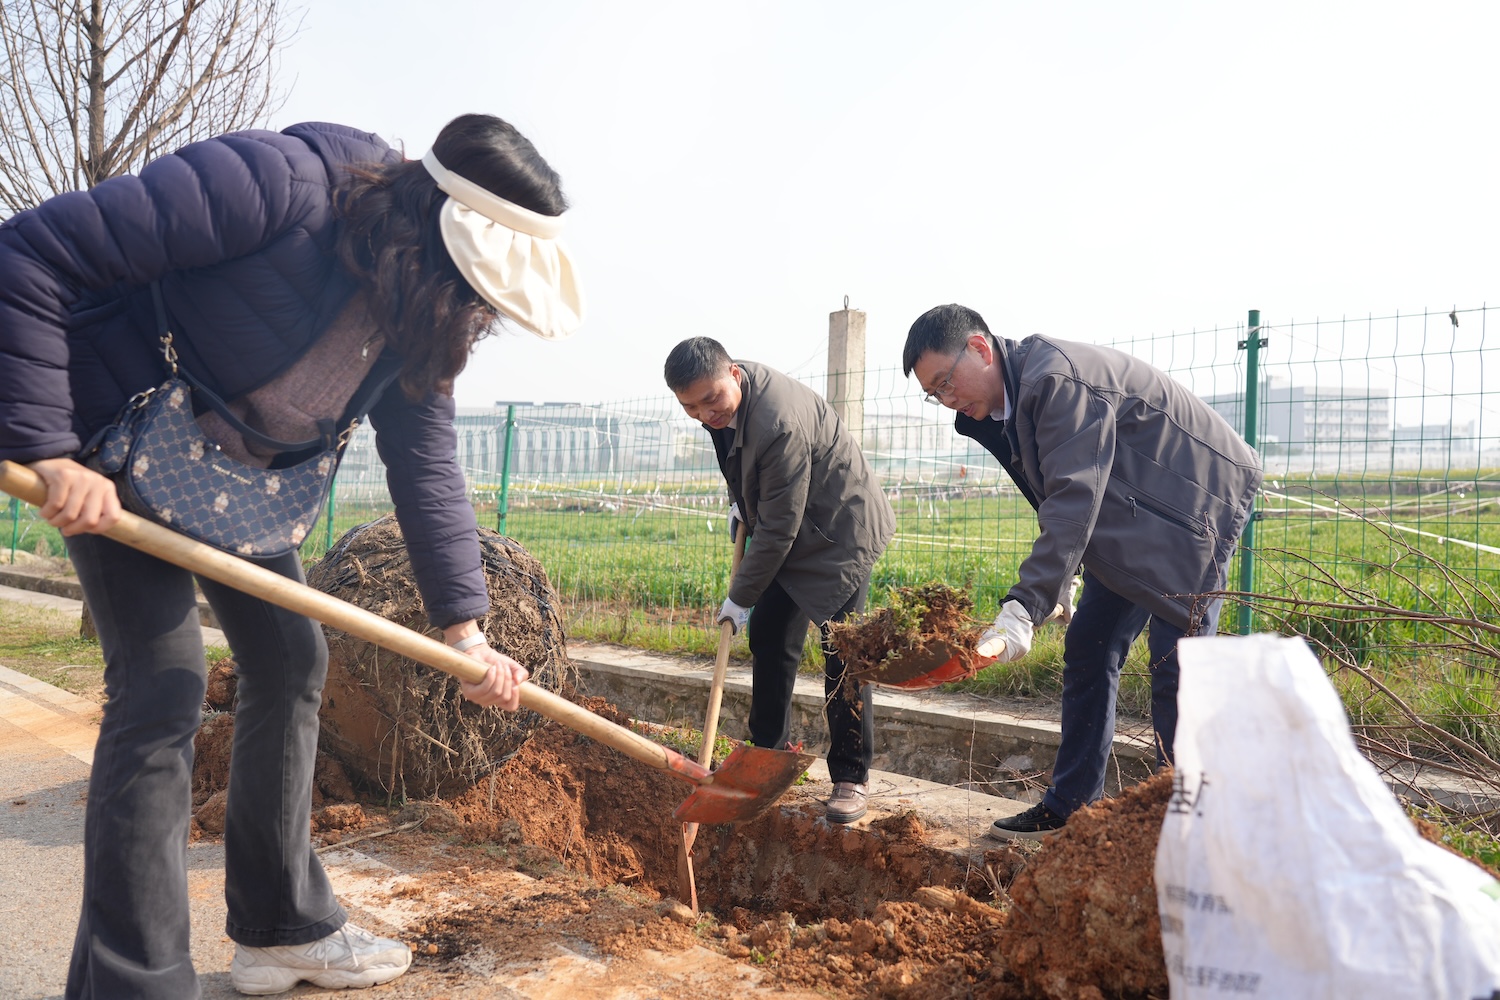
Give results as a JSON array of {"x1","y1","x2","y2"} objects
[{"x1": 9, "y1": 474, "x2": 1500, "y2": 765}]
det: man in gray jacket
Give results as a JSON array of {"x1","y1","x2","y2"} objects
[
  {"x1": 903, "y1": 304, "x2": 1262, "y2": 839},
  {"x1": 665, "y1": 337, "x2": 896, "y2": 823}
]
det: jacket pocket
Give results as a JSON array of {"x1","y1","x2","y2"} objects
[
  {"x1": 801, "y1": 515, "x2": 836, "y2": 545},
  {"x1": 1086, "y1": 477, "x2": 1220, "y2": 606},
  {"x1": 1126, "y1": 493, "x2": 1207, "y2": 537}
]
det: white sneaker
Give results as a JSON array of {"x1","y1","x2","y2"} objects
[{"x1": 230, "y1": 922, "x2": 412, "y2": 995}]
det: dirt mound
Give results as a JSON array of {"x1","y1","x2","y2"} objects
[
  {"x1": 417, "y1": 696, "x2": 689, "y2": 887},
  {"x1": 204, "y1": 656, "x2": 237, "y2": 711},
  {"x1": 694, "y1": 808, "x2": 1015, "y2": 923},
  {"x1": 828, "y1": 584, "x2": 988, "y2": 688},
  {"x1": 305, "y1": 514, "x2": 576, "y2": 798},
  {"x1": 736, "y1": 895, "x2": 1009, "y2": 999},
  {"x1": 998, "y1": 771, "x2": 1172, "y2": 999},
  {"x1": 190, "y1": 711, "x2": 362, "y2": 839},
  {"x1": 189, "y1": 681, "x2": 1178, "y2": 997}
]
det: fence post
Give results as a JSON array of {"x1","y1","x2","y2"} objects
[
  {"x1": 8, "y1": 496, "x2": 17, "y2": 564},
  {"x1": 324, "y1": 474, "x2": 338, "y2": 552},
  {"x1": 497, "y1": 404, "x2": 516, "y2": 535},
  {"x1": 827, "y1": 295, "x2": 866, "y2": 445},
  {"x1": 1237, "y1": 308, "x2": 1264, "y2": 634}
]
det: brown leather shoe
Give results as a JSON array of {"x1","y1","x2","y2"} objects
[{"x1": 825, "y1": 781, "x2": 868, "y2": 823}]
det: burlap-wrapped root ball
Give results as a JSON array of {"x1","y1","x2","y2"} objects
[{"x1": 306, "y1": 514, "x2": 576, "y2": 798}]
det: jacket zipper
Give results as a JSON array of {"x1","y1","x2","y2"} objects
[{"x1": 1127, "y1": 495, "x2": 1207, "y2": 537}]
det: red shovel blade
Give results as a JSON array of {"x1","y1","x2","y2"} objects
[
  {"x1": 847, "y1": 638, "x2": 996, "y2": 691},
  {"x1": 672, "y1": 744, "x2": 815, "y2": 825},
  {"x1": 883, "y1": 651, "x2": 996, "y2": 690}
]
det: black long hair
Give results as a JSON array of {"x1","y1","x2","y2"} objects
[{"x1": 335, "y1": 114, "x2": 569, "y2": 398}]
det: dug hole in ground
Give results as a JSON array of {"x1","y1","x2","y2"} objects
[{"x1": 189, "y1": 521, "x2": 1500, "y2": 999}]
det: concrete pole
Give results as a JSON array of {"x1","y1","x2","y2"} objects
[{"x1": 827, "y1": 296, "x2": 867, "y2": 446}]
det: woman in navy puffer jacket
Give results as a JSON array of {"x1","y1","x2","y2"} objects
[{"x1": 0, "y1": 114, "x2": 582, "y2": 998}]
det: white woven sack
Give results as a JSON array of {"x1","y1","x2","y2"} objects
[{"x1": 1156, "y1": 634, "x2": 1500, "y2": 1000}]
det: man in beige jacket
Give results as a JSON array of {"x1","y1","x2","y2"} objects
[{"x1": 665, "y1": 337, "x2": 896, "y2": 822}]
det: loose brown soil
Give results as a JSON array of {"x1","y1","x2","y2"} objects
[
  {"x1": 999, "y1": 773, "x2": 1171, "y2": 999},
  {"x1": 189, "y1": 528, "x2": 1173, "y2": 998},
  {"x1": 191, "y1": 684, "x2": 1181, "y2": 999}
]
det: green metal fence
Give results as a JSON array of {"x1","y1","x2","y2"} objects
[
  {"x1": 6, "y1": 302, "x2": 1498, "y2": 798},
  {"x1": 9, "y1": 303, "x2": 1500, "y2": 628}
]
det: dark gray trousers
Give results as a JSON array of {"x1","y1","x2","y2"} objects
[
  {"x1": 746, "y1": 577, "x2": 874, "y2": 785},
  {"x1": 64, "y1": 533, "x2": 344, "y2": 1000},
  {"x1": 1041, "y1": 569, "x2": 1224, "y2": 817}
]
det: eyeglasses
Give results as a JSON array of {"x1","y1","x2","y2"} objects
[{"x1": 921, "y1": 352, "x2": 964, "y2": 405}]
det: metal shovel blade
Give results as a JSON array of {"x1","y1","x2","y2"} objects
[
  {"x1": 848, "y1": 639, "x2": 994, "y2": 690},
  {"x1": 672, "y1": 744, "x2": 815, "y2": 825}
]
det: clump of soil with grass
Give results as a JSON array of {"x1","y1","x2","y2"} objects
[
  {"x1": 305, "y1": 515, "x2": 577, "y2": 798},
  {"x1": 828, "y1": 583, "x2": 989, "y2": 687}
]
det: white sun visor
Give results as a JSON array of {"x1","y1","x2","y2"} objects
[{"x1": 422, "y1": 149, "x2": 584, "y2": 341}]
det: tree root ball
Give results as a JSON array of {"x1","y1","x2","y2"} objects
[{"x1": 306, "y1": 514, "x2": 576, "y2": 798}]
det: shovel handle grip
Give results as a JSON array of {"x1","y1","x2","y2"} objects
[{"x1": 0, "y1": 460, "x2": 709, "y2": 784}]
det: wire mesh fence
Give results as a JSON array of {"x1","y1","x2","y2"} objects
[{"x1": 5, "y1": 303, "x2": 1500, "y2": 807}]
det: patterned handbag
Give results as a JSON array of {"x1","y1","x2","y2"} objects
[{"x1": 80, "y1": 285, "x2": 399, "y2": 557}]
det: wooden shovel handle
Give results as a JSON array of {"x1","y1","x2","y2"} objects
[
  {"x1": 698, "y1": 521, "x2": 748, "y2": 766},
  {"x1": 0, "y1": 460, "x2": 705, "y2": 783}
]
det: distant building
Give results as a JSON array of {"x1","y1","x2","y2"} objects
[
  {"x1": 860, "y1": 409, "x2": 1003, "y2": 482},
  {"x1": 1203, "y1": 377, "x2": 1483, "y2": 471},
  {"x1": 454, "y1": 402, "x2": 679, "y2": 480},
  {"x1": 1205, "y1": 376, "x2": 1391, "y2": 460},
  {"x1": 1390, "y1": 420, "x2": 1480, "y2": 470}
]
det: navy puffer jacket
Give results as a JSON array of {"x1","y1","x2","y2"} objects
[{"x1": 0, "y1": 122, "x2": 488, "y2": 627}]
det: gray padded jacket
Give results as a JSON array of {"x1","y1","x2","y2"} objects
[
  {"x1": 710, "y1": 361, "x2": 895, "y2": 623},
  {"x1": 956, "y1": 335, "x2": 1262, "y2": 631}
]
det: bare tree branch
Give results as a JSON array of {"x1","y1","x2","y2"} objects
[{"x1": 0, "y1": 0, "x2": 301, "y2": 216}]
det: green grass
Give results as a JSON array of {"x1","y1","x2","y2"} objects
[
  {"x1": 629, "y1": 720, "x2": 738, "y2": 766},
  {"x1": 12, "y1": 471, "x2": 1500, "y2": 768},
  {"x1": 1411, "y1": 805, "x2": 1500, "y2": 878},
  {"x1": 0, "y1": 601, "x2": 105, "y2": 697}
]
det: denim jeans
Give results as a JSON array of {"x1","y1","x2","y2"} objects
[
  {"x1": 65, "y1": 533, "x2": 345, "y2": 1000},
  {"x1": 1041, "y1": 569, "x2": 1227, "y2": 818},
  {"x1": 746, "y1": 577, "x2": 874, "y2": 785}
]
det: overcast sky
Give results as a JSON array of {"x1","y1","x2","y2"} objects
[{"x1": 272, "y1": 1, "x2": 1499, "y2": 409}]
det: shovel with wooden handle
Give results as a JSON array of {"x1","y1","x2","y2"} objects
[
  {"x1": 0, "y1": 460, "x2": 812, "y2": 825},
  {"x1": 677, "y1": 520, "x2": 749, "y2": 910}
]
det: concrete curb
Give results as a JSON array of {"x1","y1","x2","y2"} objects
[
  {"x1": 0, "y1": 567, "x2": 220, "y2": 630},
  {"x1": 571, "y1": 641, "x2": 1158, "y2": 799},
  {"x1": 569, "y1": 640, "x2": 1500, "y2": 813}
]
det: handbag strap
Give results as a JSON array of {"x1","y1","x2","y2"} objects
[{"x1": 151, "y1": 282, "x2": 401, "y2": 454}]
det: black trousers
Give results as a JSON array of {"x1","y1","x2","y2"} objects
[
  {"x1": 746, "y1": 577, "x2": 873, "y2": 785},
  {"x1": 65, "y1": 533, "x2": 345, "y2": 1000}
]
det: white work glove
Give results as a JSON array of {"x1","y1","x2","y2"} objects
[
  {"x1": 977, "y1": 600, "x2": 1033, "y2": 662},
  {"x1": 717, "y1": 597, "x2": 751, "y2": 634},
  {"x1": 1045, "y1": 575, "x2": 1082, "y2": 626},
  {"x1": 727, "y1": 502, "x2": 742, "y2": 542}
]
